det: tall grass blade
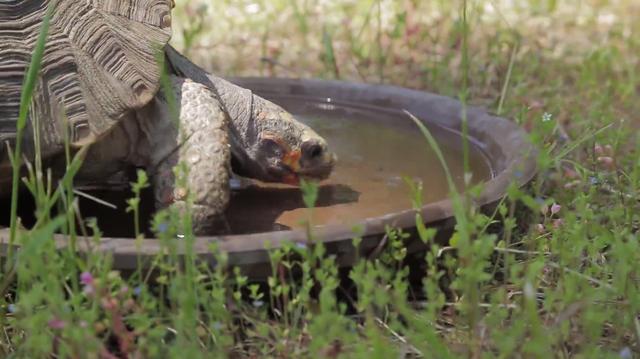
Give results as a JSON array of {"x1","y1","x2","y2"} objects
[
  {"x1": 289, "y1": 0, "x2": 309, "y2": 34},
  {"x1": 404, "y1": 110, "x2": 457, "y2": 194},
  {"x1": 322, "y1": 26, "x2": 340, "y2": 79},
  {"x1": 460, "y1": 0, "x2": 470, "y2": 185},
  {"x1": 497, "y1": 42, "x2": 518, "y2": 115},
  {"x1": 8, "y1": 1, "x2": 55, "y2": 260}
]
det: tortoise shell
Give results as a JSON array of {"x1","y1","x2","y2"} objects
[{"x1": 0, "y1": 0, "x2": 173, "y2": 159}]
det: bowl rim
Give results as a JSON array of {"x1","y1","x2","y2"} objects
[{"x1": 0, "y1": 77, "x2": 537, "y2": 269}]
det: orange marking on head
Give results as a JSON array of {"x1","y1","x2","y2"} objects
[{"x1": 282, "y1": 149, "x2": 302, "y2": 172}]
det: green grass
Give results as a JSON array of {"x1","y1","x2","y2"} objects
[
  {"x1": 2, "y1": 0, "x2": 640, "y2": 357},
  {"x1": 6, "y1": 1, "x2": 54, "y2": 261}
]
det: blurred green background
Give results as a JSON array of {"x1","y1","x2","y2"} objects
[{"x1": 171, "y1": 0, "x2": 639, "y2": 132}]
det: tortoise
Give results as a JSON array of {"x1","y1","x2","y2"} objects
[{"x1": 0, "y1": 1, "x2": 336, "y2": 234}]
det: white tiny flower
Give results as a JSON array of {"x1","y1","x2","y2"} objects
[
  {"x1": 252, "y1": 300, "x2": 264, "y2": 308},
  {"x1": 245, "y1": 3, "x2": 260, "y2": 14},
  {"x1": 523, "y1": 282, "x2": 535, "y2": 300},
  {"x1": 542, "y1": 113, "x2": 553, "y2": 122}
]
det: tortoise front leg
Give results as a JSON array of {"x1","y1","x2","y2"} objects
[{"x1": 138, "y1": 76, "x2": 231, "y2": 234}]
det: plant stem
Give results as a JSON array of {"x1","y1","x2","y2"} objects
[{"x1": 7, "y1": 2, "x2": 54, "y2": 267}]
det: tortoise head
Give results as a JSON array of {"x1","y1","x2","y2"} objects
[{"x1": 231, "y1": 96, "x2": 337, "y2": 185}]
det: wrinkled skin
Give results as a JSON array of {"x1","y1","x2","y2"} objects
[
  {"x1": 231, "y1": 95, "x2": 336, "y2": 185},
  {"x1": 165, "y1": 46, "x2": 337, "y2": 186}
]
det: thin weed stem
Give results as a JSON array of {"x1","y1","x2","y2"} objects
[{"x1": 7, "y1": 2, "x2": 55, "y2": 267}]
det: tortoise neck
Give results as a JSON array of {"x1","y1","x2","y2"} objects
[
  {"x1": 165, "y1": 46, "x2": 257, "y2": 157},
  {"x1": 206, "y1": 76, "x2": 255, "y2": 148}
]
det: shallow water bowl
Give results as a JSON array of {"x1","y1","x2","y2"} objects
[{"x1": 0, "y1": 78, "x2": 536, "y2": 277}]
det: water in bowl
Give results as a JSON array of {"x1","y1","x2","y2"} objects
[{"x1": 224, "y1": 99, "x2": 493, "y2": 233}]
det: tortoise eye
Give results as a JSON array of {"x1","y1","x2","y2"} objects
[
  {"x1": 259, "y1": 137, "x2": 285, "y2": 157},
  {"x1": 259, "y1": 133, "x2": 290, "y2": 156}
]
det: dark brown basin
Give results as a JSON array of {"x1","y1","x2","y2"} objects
[{"x1": 0, "y1": 78, "x2": 536, "y2": 277}]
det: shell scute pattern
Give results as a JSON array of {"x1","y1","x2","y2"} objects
[{"x1": 0, "y1": 0, "x2": 172, "y2": 153}]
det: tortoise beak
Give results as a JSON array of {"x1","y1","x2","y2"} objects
[
  {"x1": 282, "y1": 149, "x2": 302, "y2": 172},
  {"x1": 285, "y1": 141, "x2": 337, "y2": 183},
  {"x1": 278, "y1": 146, "x2": 336, "y2": 185}
]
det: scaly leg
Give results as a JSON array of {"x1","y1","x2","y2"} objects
[{"x1": 137, "y1": 76, "x2": 230, "y2": 234}]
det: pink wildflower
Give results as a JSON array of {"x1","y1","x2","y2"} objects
[
  {"x1": 594, "y1": 143, "x2": 604, "y2": 156},
  {"x1": 80, "y1": 272, "x2": 94, "y2": 286},
  {"x1": 48, "y1": 318, "x2": 66, "y2": 330},
  {"x1": 80, "y1": 271, "x2": 95, "y2": 296},
  {"x1": 597, "y1": 156, "x2": 615, "y2": 169}
]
